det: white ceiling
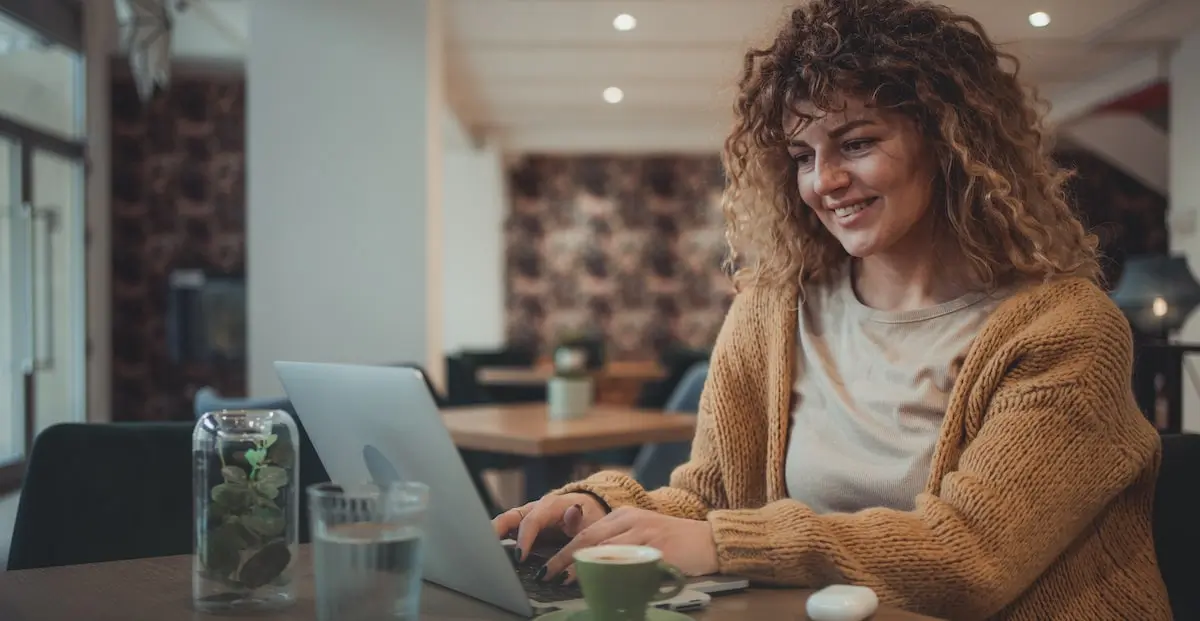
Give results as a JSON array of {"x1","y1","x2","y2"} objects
[{"x1": 164, "y1": 0, "x2": 1200, "y2": 153}]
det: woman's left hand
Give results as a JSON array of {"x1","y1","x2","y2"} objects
[{"x1": 540, "y1": 507, "x2": 720, "y2": 583}]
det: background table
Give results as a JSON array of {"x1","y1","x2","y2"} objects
[
  {"x1": 442, "y1": 404, "x2": 696, "y2": 501},
  {"x1": 476, "y1": 361, "x2": 667, "y2": 386},
  {"x1": 476, "y1": 361, "x2": 667, "y2": 406},
  {"x1": 0, "y1": 548, "x2": 943, "y2": 620}
]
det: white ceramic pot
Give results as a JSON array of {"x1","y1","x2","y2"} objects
[{"x1": 547, "y1": 376, "x2": 593, "y2": 420}]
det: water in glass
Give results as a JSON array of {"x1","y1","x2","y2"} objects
[{"x1": 309, "y1": 482, "x2": 428, "y2": 621}]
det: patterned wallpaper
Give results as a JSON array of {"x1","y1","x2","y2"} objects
[
  {"x1": 503, "y1": 151, "x2": 1170, "y2": 360},
  {"x1": 504, "y1": 156, "x2": 734, "y2": 360},
  {"x1": 110, "y1": 71, "x2": 246, "y2": 422}
]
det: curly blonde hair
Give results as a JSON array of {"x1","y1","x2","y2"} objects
[{"x1": 721, "y1": 0, "x2": 1101, "y2": 290}]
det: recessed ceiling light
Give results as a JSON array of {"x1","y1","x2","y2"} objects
[
  {"x1": 613, "y1": 13, "x2": 637, "y2": 31},
  {"x1": 603, "y1": 87, "x2": 624, "y2": 104},
  {"x1": 1028, "y1": 11, "x2": 1051, "y2": 27}
]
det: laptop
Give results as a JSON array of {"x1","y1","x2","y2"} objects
[{"x1": 274, "y1": 361, "x2": 749, "y2": 617}]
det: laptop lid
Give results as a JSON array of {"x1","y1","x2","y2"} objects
[{"x1": 274, "y1": 361, "x2": 535, "y2": 618}]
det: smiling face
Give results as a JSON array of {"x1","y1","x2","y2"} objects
[{"x1": 786, "y1": 98, "x2": 938, "y2": 261}]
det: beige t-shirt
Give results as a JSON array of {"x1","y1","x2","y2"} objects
[{"x1": 785, "y1": 268, "x2": 1013, "y2": 514}]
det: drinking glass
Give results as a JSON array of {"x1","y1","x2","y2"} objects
[{"x1": 308, "y1": 481, "x2": 430, "y2": 621}]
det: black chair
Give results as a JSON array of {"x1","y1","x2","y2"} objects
[
  {"x1": 1153, "y1": 433, "x2": 1200, "y2": 619},
  {"x1": 457, "y1": 347, "x2": 537, "y2": 368},
  {"x1": 579, "y1": 347, "x2": 711, "y2": 469},
  {"x1": 634, "y1": 347, "x2": 712, "y2": 410},
  {"x1": 453, "y1": 347, "x2": 546, "y2": 404},
  {"x1": 445, "y1": 354, "x2": 490, "y2": 406},
  {"x1": 8, "y1": 423, "x2": 195, "y2": 570}
]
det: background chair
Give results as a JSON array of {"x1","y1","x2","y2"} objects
[
  {"x1": 449, "y1": 347, "x2": 546, "y2": 404},
  {"x1": 630, "y1": 361, "x2": 708, "y2": 489},
  {"x1": 577, "y1": 348, "x2": 711, "y2": 471},
  {"x1": 1153, "y1": 433, "x2": 1200, "y2": 619},
  {"x1": 8, "y1": 423, "x2": 194, "y2": 570},
  {"x1": 633, "y1": 347, "x2": 711, "y2": 411}
]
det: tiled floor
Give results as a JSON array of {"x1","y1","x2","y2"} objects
[{"x1": 0, "y1": 492, "x2": 18, "y2": 570}]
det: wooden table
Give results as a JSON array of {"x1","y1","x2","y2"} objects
[
  {"x1": 443, "y1": 404, "x2": 695, "y2": 456},
  {"x1": 0, "y1": 548, "x2": 941, "y2": 620},
  {"x1": 477, "y1": 362, "x2": 667, "y2": 407},
  {"x1": 442, "y1": 404, "x2": 696, "y2": 500},
  {"x1": 476, "y1": 362, "x2": 667, "y2": 387}
]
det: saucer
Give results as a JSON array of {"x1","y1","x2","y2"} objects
[{"x1": 536, "y1": 607, "x2": 694, "y2": 621}]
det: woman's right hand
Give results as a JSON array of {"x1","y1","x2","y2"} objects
[{"x1": 492, "y1": 492, "x2": 608, "y2": 563}]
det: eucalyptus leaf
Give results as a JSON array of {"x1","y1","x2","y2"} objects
[
  {"x1": 212, "y1": 483, "x2": 254, "y2": 512},
  {"x1": 245, "y1": 448, "x2": 265, "y2": 468},
  {"x1": 221, "y1": 466, "x2": 248, "y2": 484},
  {"x1": 266, "y1": 437, "x2": 295, "y2": 466},
  {"x1": 255, "y1": 482, "x2": 280, "y2": 500},
  {"x1": 207, "y1": 502, "x2": 228, "y2": 523},
  {"x1": 242, "y1": 505, "x2": 286, "y2": 538},
  {"x1": 204, "y1": 523, "x2": 246, "y2": 577},
  {"x1": 238, "y1": 541, "x2": 292, "y2": 588},
  {"x1": 255, "y1": 465, "x2": 288, "y2": 488}
]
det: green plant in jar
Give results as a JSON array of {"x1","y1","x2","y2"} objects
[{"x1": 200, "y1": 430, "x2": 296, "y2": 591}]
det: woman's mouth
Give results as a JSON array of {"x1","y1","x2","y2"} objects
[{"x1": 833, "y1": 197, "x2": 877, "y2": 219}]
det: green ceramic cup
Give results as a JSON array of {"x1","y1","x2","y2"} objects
[{"x1": 572, "y1": 545, "x2": 687, "y2": 621}]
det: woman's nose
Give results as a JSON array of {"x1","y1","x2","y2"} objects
[{"x1": 812, "y1": 159, "x2": 850, "y2": 196}]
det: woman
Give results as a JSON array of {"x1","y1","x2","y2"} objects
[{"x1": 492, "y1": 0, "x2": 1171, "y2": 618}]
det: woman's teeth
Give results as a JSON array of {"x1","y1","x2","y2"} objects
[{"x1": 834, "y1": 199, "x2": 874, "y2": 218}]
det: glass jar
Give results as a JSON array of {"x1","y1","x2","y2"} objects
[{"x1": 192, "y1": 408, "x2": 300, "y2": 613}]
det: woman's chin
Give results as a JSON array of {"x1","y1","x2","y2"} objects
[{"x1": 836, "y1": 237, "x2": 881, "y2": 259}]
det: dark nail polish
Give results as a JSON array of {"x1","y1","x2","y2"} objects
[
  {"x1": 553, "y1": 571, "x2": 568, "y2": 584},
  {"x1": 535, "y1": 565, "x2": 548, "y2": 581},
  {"x1": 514, "y1": 547, "x2": 523, "y2": 560}
]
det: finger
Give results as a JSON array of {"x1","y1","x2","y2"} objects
[
  {"x1": 562, "y1": 564, "x2": 577, "y2": 586},
  {"x1": 542, "y1": 515, "x2": 631, "y2": 579},
  {"x1": 515, "y1": 500, "x2": 565, "y2": 562},
  {"x1": 492, "y1": 506, "x2": 527, "y2": 539},
  {"x1": 562, "y1": 503, "x2": 585, "y2": 537}
]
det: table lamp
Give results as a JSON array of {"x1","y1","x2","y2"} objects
[{"x1": 1109, "y1": 254, "x2": 1200, "y2": 341}]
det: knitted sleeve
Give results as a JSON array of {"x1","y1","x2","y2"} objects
[{"x1": 704, "y1": 286, "x2": 1161, "y2": 619}]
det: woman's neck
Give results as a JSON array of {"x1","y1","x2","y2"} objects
[{"x1": 852, "y1": 248, "x2": 975, "y2": 313}]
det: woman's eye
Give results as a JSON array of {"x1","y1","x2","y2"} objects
[
  {"x1": 844, "y1": 139, "x2": 875, "y2": 153},
  {"x1": 791, "y1": 152, "x2": 813, "y2": 165}
]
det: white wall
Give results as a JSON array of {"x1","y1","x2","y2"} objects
[
  {"x1": 1061, "y1": 112, "x2": 1168, "y2": 196},
  {"x1": 1170, "y1": 28, "x2": 1200, "y2": 433},
  {"x1": 247, "y1": 0, "x2": 442, "y2": 396},
  {"x1": 442, "y1": 113, "x2": 507, "y2": 354}
]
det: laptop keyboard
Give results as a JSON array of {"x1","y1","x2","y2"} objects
[{"x1": 513, "y1": 551, "x2": 583, "y2": 603}]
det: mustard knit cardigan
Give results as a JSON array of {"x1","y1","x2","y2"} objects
[{"x1": 561, "y1": 277, "x2": 1171, "y2": 620}]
